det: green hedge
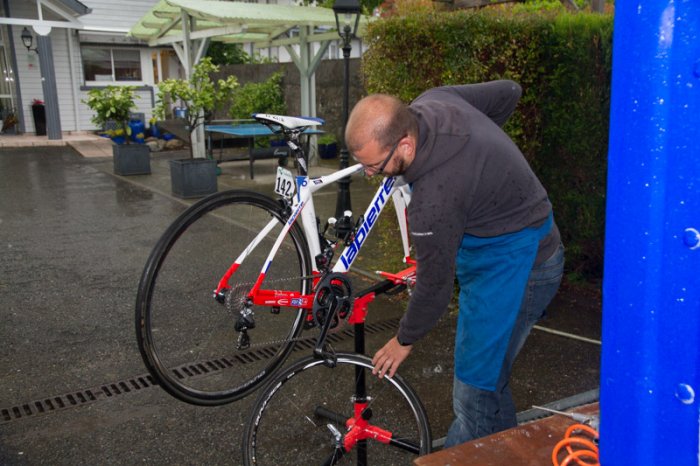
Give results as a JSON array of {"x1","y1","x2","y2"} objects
[{"x1": 362, "y1": 8, "x2": 613, "y2": 279}]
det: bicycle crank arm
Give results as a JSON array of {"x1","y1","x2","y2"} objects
[{"x1": 313, "y1": 297, "x2": 339, "y2": 365}]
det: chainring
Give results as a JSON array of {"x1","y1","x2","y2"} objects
[{"x1": 312, "y1": 273, "x2": 353, "y2": 329}]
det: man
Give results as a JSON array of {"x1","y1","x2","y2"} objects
[{"x1": 345, "y1": 80, "x2": 565, "y2": 447}]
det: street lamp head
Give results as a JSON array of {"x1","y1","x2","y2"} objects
[{"x1": 332, "y1": 0, "x2": 362, "y2": 39}]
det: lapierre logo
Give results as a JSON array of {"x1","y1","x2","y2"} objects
[
  {"x1": 339, "y1": 177, "x2": 396, "y2": 269},
  {"x1": 288, "y1": 200, "x2": 305, "y2": 225}
]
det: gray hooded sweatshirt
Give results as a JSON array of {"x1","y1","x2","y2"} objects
[{"x1": 396, "y1": 80, "x2": 561, "y2": 345}]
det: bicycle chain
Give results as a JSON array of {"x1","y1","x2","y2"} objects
[{"x1": 222, "y1": 274, "x2": 351, "y2": 350}]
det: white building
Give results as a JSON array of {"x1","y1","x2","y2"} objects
[{"x1": 0, "y1": 0, "x2": 364, "y2": 139}]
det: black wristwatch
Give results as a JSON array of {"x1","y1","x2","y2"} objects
[{"x1": 396, "y1": 335, "x2": 412, "y2": 346}]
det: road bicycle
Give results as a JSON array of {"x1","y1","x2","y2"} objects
[{"x1": 135, "y1": 114, "x2": 432, "y2": 463}]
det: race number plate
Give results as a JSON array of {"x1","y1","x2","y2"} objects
[{"x1": 274, "y1": 166, "x2": 295, "y2": 198}]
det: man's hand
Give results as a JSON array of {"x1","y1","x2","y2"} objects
[{"x1": 371, "y1": 336, "x2": 412, "y2": 379}]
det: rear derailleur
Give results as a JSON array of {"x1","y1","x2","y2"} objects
[{"x1": 220, "y1": 285, "x2": 256, "y2": 350}]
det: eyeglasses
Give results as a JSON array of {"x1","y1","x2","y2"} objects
[{"x1": 362, "y1": 135, "x2": 405, "y2": 175}]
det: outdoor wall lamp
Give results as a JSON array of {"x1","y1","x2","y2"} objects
[
  {"x1": 21, "y1": 27, "x2": 39, "y2": 53},
  {"x1": 332, "y1": 0, "x2": 362, "y2": 226}
]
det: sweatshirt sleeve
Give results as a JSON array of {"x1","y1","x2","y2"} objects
[
  {"x1": 433, "y1": 80, "x2": 522, "y2": 127},
  {"x1": 396, "y1": 178, "x2": 466, "y2": 345}
]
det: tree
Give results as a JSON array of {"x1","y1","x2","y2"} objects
[{"x1": 154, "y1": 57, "x2": 239, "y2": 157}]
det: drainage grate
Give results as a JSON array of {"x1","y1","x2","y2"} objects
[
  {"x1": 1, "y1": 317, "x2": 400, "y2": 425},
  {"x1": 1, "y1": 374, "x2": 158, "y2": 425}
]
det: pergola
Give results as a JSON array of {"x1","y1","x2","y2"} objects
[{"x1": 129, "y1": 0, "x2": 370, "y2": 158}]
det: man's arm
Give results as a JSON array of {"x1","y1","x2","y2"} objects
[{"x1": 434, "y1": 80, "x2": 522, "y2": 127}]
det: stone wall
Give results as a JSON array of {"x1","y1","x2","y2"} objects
[{"x1": 213, "y1": 58, "x2": 364, "y2": 144}]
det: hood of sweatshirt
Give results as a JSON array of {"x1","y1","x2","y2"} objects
[{"x1": 403, "y1": 94, "x2": 472, "y2": 184}]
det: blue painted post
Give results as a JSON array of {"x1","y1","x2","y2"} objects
[{"x1": 601, "y1": 1, "x2": 700, "y2": 464}]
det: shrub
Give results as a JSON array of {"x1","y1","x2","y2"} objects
[
  {"x1": 362, "y1": 8, "x2": 613, "y2": 278},
  {"x1": 84, "y1": 85, "x2": 139, "y2": 143},
  {"x1": 229, "y1": 72, "x2": 287, "y2": 120}
]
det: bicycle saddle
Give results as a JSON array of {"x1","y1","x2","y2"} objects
[{"x1": 254, "y1": 113, "x2": 324, "y2": 131}]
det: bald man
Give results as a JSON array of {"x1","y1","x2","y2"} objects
[{"x1": 346, "y1": 80, "x2": 564, "y2": 446}]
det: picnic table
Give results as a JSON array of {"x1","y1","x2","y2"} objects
[{"x1": 205, "y1": 122, "x2": 322, "y2": 179}]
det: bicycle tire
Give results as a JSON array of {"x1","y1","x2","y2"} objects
[
  {"x1": 135, "y1": 190, "x2": 312, "y2": 406},
  {"x1": 243, "y1": 353, "x2": 432, "y2": 465}
]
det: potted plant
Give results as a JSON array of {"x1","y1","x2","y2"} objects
[
  {"x1": 148, "y1": 116, "x2": 161, "y2": 139},
  {"x1": 1, "y1": 107, "x2": 18, "y2": 135},
  {"x1": 84, "y1": 86, "x2": 150, "y2": 176},
  {"x1": 317, "y1": 133, "x2": 338, "y2": 159},
  {"x1": 154, "y1": 57, "x2": 238, "y2": 198}
]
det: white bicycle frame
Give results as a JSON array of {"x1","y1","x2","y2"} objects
[{"x1": 232, "y1": 163, "x2": 413, "y2": 308}]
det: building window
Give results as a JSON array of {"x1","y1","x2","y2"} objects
[{"x1": 82, "y1": 46, "x2": 142, "y2": 83}]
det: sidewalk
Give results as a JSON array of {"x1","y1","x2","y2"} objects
[
  {"x1": 0, "y1": 131, "x2": 113, "y2": 157},
  {"x1": 0, "y1": 144, "x2": 600, "y2": 465}
]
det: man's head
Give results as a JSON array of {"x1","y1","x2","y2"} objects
[{"x1": 346, "y1": 94, "x2": 418, "y2": 177}]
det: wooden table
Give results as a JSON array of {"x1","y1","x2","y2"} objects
[{"x1": 415, "y1": 403, "x2": 599, "y2": 466}]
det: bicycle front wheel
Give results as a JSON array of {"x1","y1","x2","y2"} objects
[
  {"x1": 243, "y1": 353, "x2": 432, "y2": 465},
  {"x1": 135, "y1": 190, "x2": 312, "y2": 406}
]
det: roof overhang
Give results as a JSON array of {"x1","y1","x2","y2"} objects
[
  {"x1": 0, "y1": 0, "x2": 90, "y2": 29},
  {"x1": 129, "y1": 0, "x2": 371, "y2": 48}
]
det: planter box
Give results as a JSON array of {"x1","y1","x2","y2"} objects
[
  {"x1": 170, "y1": 158, "x2": 218, "y2": 199},
  {"x1": 113, "y1": 143, "x2": 151, "y2": 176},
  {"x1": 32, "y1": 104, "x2": 46, "y2": 136}
]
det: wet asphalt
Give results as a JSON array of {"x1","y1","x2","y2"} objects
[{"x1": 0, "y1": 146, "x2": 601, "y2": 465}]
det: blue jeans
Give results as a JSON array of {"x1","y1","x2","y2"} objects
[{"x1": 444, "y1": 242, "x2": 565, "y2": 448}]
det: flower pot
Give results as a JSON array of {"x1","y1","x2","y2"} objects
[
  {"x1": 112, "y1": 143, "x2": 151, "y2": 176},
  {"x1": 129, "y1": 119, "x2": 146, "y2": 143},
  {"x1": 32, "y1": 104, "x2": 46, "y2": 136},
  {"x1": 170, "y1": 158, "x2": 218, "y2": 199}
]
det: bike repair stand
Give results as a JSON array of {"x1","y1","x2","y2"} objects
[{"x1": 312, "y1": 264, "x2": 418, "y2": 464}]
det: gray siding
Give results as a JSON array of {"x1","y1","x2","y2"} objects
[
  {"x1": 10, "y1": 1, "x2": 42, "y2": 133},
  {"x1": 79, "y1": 0, "x2": 158, "y2": 32},
  {"x1": 7, "y1": 0, "x2": 160, "y2": 133}
]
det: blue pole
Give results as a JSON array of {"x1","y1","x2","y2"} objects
[{"x1": 601, "y1": 1, "x2": 700, "y2": 464}]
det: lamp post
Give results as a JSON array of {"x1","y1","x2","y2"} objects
[{"x1": 332, "y1": 0, "x2": 361, "y2": 233}]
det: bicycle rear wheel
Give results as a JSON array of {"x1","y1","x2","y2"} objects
[
  {"x1": 243, "y1": 353, "x2": 432, "y2": 465},
  {"x1": 135, "y1": 190, "x2": 312, "y2": 405}
]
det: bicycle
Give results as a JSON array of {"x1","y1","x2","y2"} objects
[{"x1": 135, "y1": 114, "x2": 432, "y2": 463}]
